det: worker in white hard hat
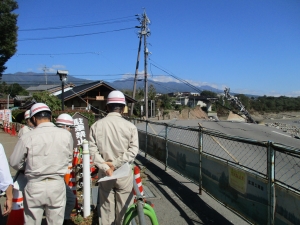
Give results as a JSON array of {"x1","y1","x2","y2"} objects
[
  {"x1": 89, "y1": 90, "x2": 139, "y2": 225},
  {"x1": 17, "y1": 109, "x2": 34, "y2": 138},
  {"x1": 9, "y1": 103, "x2": 73, "y2": 225},
  {"x1": 55, "y1": 113, "x2": 76, "y2": 225}
]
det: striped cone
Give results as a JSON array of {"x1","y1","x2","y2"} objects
[
  {"x1": 64, "y1": 161, "x2": 73, "y2": 184},
  {"x1": 90, "y1": 156, "x2": 98, "y2": 181},
  {"x1": 6, "y1": 189, "x2": 24, "y2": 225},
  {"x1": 4, "y1": 122, "x2": 7, "y2": 133},
  {"x1": 72, "y1": 148, "x2": 79, "y2": 167},
  {"x1": 133, "y1": 166, "x2": 144, "y2": 197},
  {"x1": 7, "y1": 124, "x2": 11, "y2": 134},
  {"x1": 10, "y1": 124, "x2": 17, "y2": 136}
]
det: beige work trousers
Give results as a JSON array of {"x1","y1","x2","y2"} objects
[
  {"x1": 24, "y1": 178, "x2": 66, "y2": 225},
  {"x1": 99, "y1": 172, "x2": 134, "y2": 225}
]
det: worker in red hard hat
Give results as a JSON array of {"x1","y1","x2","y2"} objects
[
  {"x1": 17, "y1": 109, "x2": 34, "y2": 138},
  {"x1": 55, "y1": 113, "x2": 76, "y2": 225},
  {"x1": 89, "y1": 90, "x2": 139, "y2": 225},
  {"x1": 10, "y1": 103, "x2": 73, "y2": 225}
]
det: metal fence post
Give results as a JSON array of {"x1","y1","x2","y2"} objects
[
  {"x1": 145, "y1": 121, "x2": 148, "y2": 159},
  {"x1": 198, "y1": 127, "x2": 203, "y2": 195},
  {"x1": 267, "y1": 141, "x2": 275, "y2": 225},
  {"x1": 165, "y1": 124, "x2": 168, "y2": 171}
]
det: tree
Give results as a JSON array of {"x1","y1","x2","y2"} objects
[
  {"x1": 31, "y1": 91, "x2": 62, "y2": 111},
  {"x1": 0, "y1": 0, "x2": 18, "y2": 75},
  {"x1": 148, "y1": 84, "x2": 156, "y2": 100},
  {"x1": 9, "y1": 83, "x2": 29, "y2": 97},
  {"x1": 0, "y1": 82, "x2": 28, "y2": 96},
  {"x1": 200, "y1": 90, "x2": 217, "y2": 97},
  {"x1": 160, "y1": 94, "x2": 172, "y2": 109}
]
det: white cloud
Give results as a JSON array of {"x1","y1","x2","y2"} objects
[{"x1": 151, "y1": 75, "x2": 180, "y2": 83}]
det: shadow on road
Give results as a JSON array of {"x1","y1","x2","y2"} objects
[{"x1": 136, "y1": 154, "x2": 235, "y2": 225}]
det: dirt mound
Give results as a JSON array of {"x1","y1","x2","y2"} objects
[
  {"x1": 167, "y1": 106, "x2": 208, "y2": 120},
  {"x1": 227, "y1": 111, "x2": 246, "y2": 122}
]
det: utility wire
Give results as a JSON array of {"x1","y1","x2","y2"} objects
[
  {"x1": 19, "y1": 16, "x2": 136, "y2": 31},
  {"x1": 19, "y1": 27, "x2": 135, "y2": 41},
  {"x1": 3, "y1": 73, "x2": 168, "y2": 77},
  {"x1": 150, "y1": 62, "x2": 203, "y2": 94},
  {"x1": 147, "y1": 79, "x2": 180, "y2": 93},
  {"x1": 67, "y1": 83, "x2": 107, "y2": 115},
  {"x1": 17, "y1": 52, "x2": 100, "y2": 56}
]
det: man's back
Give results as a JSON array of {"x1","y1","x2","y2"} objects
[
  {"x1": 10, "y1": 122, "x2": 73, "y2": 181},
  {"x1": 18, "y1": 125, "x2": 32, "y2": 138},
  {"x1": 90, "y1": 112, "x2": 138, "y2": 164}
]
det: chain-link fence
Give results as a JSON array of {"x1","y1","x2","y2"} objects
[
  {"x1": 133, "y1": 118, "x2": 300, "y2": 225},
  {"x1": 272, "y1": 143, "x2": 300, "y2": 191}
]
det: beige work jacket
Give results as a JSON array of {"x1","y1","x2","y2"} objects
[
  {"x1": 18, "y1": 125, "x2": 33, "y2": 138},
  {"x1": 89, "y1": 112, "x2": 139, "y2": 173},
  {"x1": 10, "y1": 122, "x2": 73, "y2": 182}
]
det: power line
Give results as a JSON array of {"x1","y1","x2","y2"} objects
[
  {"x1": 150, "y1": 62, "x2": 202, "y2": 93},
  {"x1": 19, "y1": 27, "x2": 136, "y2": 41},
  {"x1": 17, "y1": 52, "x2": 100, "y2": 56},
  {"x1": 3, "y1": 73, "x2": 168, "y2": 77},
  {"x1": 19, "y1": 16, "x2": 136, "y2": 31},
  {"x1": 147, "y1": 79, "x2": 179, "y2": 93}
]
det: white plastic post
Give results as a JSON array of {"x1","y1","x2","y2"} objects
[{"x1": 82, "y1": 139, "x2": 91, "y2": 217}]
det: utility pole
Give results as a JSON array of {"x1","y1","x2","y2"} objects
[
  {"x1": 130, "y1": 16, "x2": 143, "y2": 116},
  {"x1": 43, "y1": 65, "x2": 49, "y2": 85},
  {"x1": 131, "y1": 10, "x2": 150, "y2": 119}
]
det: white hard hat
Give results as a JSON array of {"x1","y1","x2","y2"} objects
[
  {"x1": 56, "y1": 113, "x2": 74, "y2": 127},
  {"x1": 106, "y1": 90, "x2": 126, "y2": 105},
  {"x1": 24, "y1": 110, "x2": 31, "y2": 120},
  {"x1": 30, "y1": 103, "x2": 51, "y2": 117}
]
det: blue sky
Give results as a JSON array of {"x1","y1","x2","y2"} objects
[{"x1": 5, "y1": 0, "x2": 300, "y2": 97}]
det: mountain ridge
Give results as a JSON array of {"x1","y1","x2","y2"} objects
[{"x1": 2, "y1": 72, "x2": 257, "y2": 97}]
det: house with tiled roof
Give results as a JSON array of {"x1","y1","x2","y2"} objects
[
  {"x1": 26, "y1": 83, "x2": 75, "y2": 95},
  {"x1": 56, "y1": 81, "x2": 137, "y2": 116}
]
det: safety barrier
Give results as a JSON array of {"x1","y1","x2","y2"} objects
[
  {"x1": 130, "y1": 118, "x2": 300, "y2": 225},
  {"x1": 123, "y1": 165, "x2": 159, "y2": 225},
  {"x1": 6, "y1": 189, "x2": 24, "y2": 225}
]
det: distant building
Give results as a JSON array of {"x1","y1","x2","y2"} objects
[
  {"x1": 26, "y1": 83, "x2": 75, "y2": 96},
  {"x1": 178, "y1": 95, "x2": 218, "y2": 112},
  {"x1": 0, "y1": 98, "x2": 14, "y2": 109},
  {"x1": 56, "y1": 80, "x2": 137, "y2": 116}
]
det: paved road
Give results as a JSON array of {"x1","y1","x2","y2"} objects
[
  {"x1": 136, "y1": 119, "x2": 300, "y2": 191},
  {"x1": 143, "y1": 119, "x2": 300, "y2": 148},
  {"x1": 0, "y1": 129, "x2": 250, "y2": 224}
]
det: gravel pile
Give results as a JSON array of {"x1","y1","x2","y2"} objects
[{"x1": 265, "y1": 122, "x2": 300, "y2": 139}]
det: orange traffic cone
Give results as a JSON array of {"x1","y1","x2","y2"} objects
[
  {"x1": 90, "y1": 156, "x2": 98, "y2": 181},
  {"x1": 133, "y1": 166, "x2": 144, "y2": 197},
  {"x1": 72, "y1": 148, "x2": 79, "y2": 166},
  {"x1": 7, "y1": 124, "x2": 11, "y2": 134},
  {"x1": 10, "y1": 124, "x2": 17, "y2": 136},
  {"x1": 64, "y1": 162, "x2": 72, "y2": 184},
  {"x1": 6, "y1": 189, "x2": 24, "y2": 225}
]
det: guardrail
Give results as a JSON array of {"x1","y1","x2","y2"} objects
[{"x1": 128, "y1": 118, "x2": 300, "y2": 225}]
